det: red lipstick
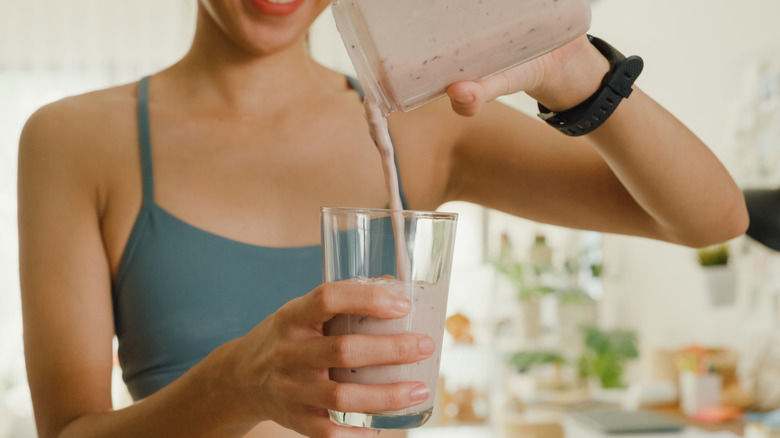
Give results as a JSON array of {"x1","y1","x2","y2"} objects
[{"x1": 248, "y1": 0, "x2": 306, "y2": 16}]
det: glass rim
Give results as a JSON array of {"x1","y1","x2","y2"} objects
[{"x1": 321, "y1": 206, "x2": 457, "y2": 220}]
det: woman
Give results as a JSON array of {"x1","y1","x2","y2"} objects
[{"x1": 17, "y1": 0, "x2": 748, "y2": 437}]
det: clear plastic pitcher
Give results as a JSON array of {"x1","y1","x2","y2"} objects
[{"x1": 331, "y1": 0, "x2": 592, "y2": 115}]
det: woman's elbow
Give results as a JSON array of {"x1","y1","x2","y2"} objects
[
  {"x1": 724, "y1": 197, "x2": 751, "y2": 241},
  {"x1": 677, "y1": 191, "x2": 750, "y2": 248}
]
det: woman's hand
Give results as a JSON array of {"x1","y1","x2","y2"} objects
[
  {"x1": 446, "y1": 34, "x2": 609, "y2": 117},
  {"x1": 223, "y1": 281, "x2": 435, "y2": 438}
]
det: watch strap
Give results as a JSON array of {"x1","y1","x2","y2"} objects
[{"x1": 538, "y1": 35, "x2": 644, "y2": 136}]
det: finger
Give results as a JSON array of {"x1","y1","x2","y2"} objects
[
  {"x1": 446, "y1": 72, "x2": 516, "y2": 117},
  {"x1": 447, "y1": 65, "x2": 538, "y2": 117},
  {"x1": 446, "y1": 81, "x2": 485, "y2": 117},
  {"x1": 311, "y1": 380, "x2": 430, "y2": 414},
  {"x1": 286, "y1": 282, "x2": 412, "y2": 325},
  {"x1": 294, "y1": 333, "x2": 436, "y2": 368},
  {"x1": 479, "y1": 67, "x2": 537, "y2": 102}
]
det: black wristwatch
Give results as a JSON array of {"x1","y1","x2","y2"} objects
[{"x1": 537, "y1": 35, "x2": 644, "y2": 136}]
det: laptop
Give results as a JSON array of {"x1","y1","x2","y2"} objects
[{"x1": 571, "y1": 409, "x2": 685, "y2": 434}]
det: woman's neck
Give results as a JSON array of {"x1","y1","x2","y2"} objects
[{"x1": 161, "y1": 7, "x2": 327, "y2": 115}]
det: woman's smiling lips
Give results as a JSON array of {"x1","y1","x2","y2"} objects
[{"x1": 248, "y1": 0, "x2": 306, "y2": 16}]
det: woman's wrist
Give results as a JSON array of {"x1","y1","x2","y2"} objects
[
  {"x1": 196, "y1": 338, "x2": 266, "y2": 426},
  {"x1": 528, "y1": 37, "x2": 611, "y2": 112},
  {"x1": 535, "y1": 36, "x2": 644, "y2": 136}
]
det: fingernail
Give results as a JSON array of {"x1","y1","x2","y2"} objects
[
  {"x1": 418, "y1": 337, "x2": 435, "y2": 355},
  {"x1": 410, "y1": 384, "x2": 429, "y2": 402},
  {"x1": 451, "y1": 93, "x2": 474, "y2": 105},
  {"x1": 392, "y1": 298, "x2": 411, "y2": 314}
]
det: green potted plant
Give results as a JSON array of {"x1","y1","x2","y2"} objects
[
  {"x1": 494, "y1": 261, "x2": 556, "y2": 342},
  {"x1": 697, "y1": 243, "x2": 730, "y2": 267},
  {"x1": 578, "y1": 326, "x2": 638, "y2": 400},
  {"x1": 696, "y1": 243, "x2": 736, "y2": 306},
  {"x1": 506, "y1": 351, "x2": 567, "y2": 402},
  {"x1": 508, "y1": 351, "x2": 566, "y2": 374},
  {"x1": 493, "y1": 233, "x2": 556, "y2": 342},
  {"x1": 555, "y1": 288, "x2": 598, "y2": 350}
]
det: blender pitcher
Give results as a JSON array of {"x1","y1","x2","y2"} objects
[{"x1": 331, "y1": 0, "x2": 592, "y2": 115}]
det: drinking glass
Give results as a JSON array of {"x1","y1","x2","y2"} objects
[{"x1": 321, "y1": 207, "x2": 458, "y2": 429}]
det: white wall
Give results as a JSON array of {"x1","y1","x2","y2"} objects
[{"x1": 589, "y1": 0, "x2": 780, "y2": 167}]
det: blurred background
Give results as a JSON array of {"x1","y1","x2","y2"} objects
[{"x1": 1, "y1": 0, "x2": 779, "y2": 437}]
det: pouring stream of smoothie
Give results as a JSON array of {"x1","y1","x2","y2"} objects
[{"x1": 364, "y1": 98, "x2": 411, "y2": 281}]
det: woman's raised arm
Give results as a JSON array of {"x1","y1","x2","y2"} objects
[{"x1": 440, "y1": 35, "x2": 748, "y2": 247}]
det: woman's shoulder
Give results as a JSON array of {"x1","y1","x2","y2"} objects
[
  {"x1": 25, "y1": 81, "x2": 137, "y2": 134},
  {"x1": 19, "y1": 80, "x2": 143, "y2": 204},
  {"x1": 20, "y1": 81, "x2": 140, "y2": 158}
]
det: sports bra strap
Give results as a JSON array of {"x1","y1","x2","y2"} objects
[
  {"x1": 137, "y1": 76, "x2": 155, "y2": 204},
  {"x1": 346, "y1": 76, "x2": 365, "y2": 98}
]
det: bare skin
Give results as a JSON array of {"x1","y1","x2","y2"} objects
[{"x1": 18, "y1": 0, "x2": 748, "y2": 437}]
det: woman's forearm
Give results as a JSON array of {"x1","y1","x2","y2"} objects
[
  {"x1": 586, "y1": 86, "x2": 748, "y2": 247},
  {"x1": 56, "y1": 340, "x2": 259, "y2": 438},
  {"x1": 524, "y1": 37, "x2": 748, "y2": 246}
]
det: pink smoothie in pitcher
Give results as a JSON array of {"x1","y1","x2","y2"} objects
[{"x1": 333, "y1": 0, "x2": 592, "y2": 114}]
